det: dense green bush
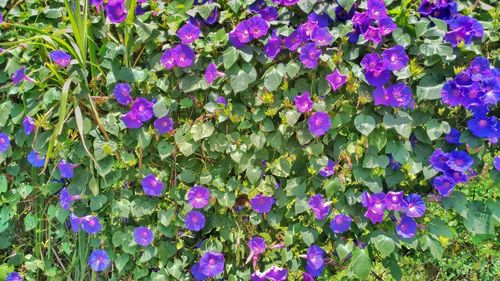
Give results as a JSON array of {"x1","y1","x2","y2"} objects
[{"x1": 0, "y1": 0, "x2": 498, "y2": 280}]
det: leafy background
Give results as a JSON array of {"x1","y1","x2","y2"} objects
[{"x1": 0, "y1": 0, "x2": 498, "y2": 280}]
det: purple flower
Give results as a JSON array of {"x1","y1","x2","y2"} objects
[
  {"x1": 284, "y1": 29, "x2": 307, "y2": 51},
  {"x1": 131, "y1": 98, "x2": 154, "y2": 122},
  {"x1": 432, "y1": 175, "x2": 455, "y2": 197},
  {"x1": 378, "y1": 17, "x2": 397, "y2": 35},
  {"x1": 429, "y1": 148, "x2": 450, "y2": 172},
  {"x1": 384, "y1": 191, "x2": 404, "y2": 211},
  {"x1": 216, "y1": 96, "x2": 227, "y2": 106},
  {"x1": 299, "y1": 43, "x2": 321, "y2": 69},
  {"x1": 187, "y1": 185, "x2": 211, "y2": 208},
  {"x1": 307, "y1": 112, "x2": 331, "y2": 137},
  {"x1": 396, "y1": 215, "x2": 417, "y2": 238},
  {"x1": 305, "y1": 245, "x2": 325, "y2": 277},
  {"x1": 443, "y1": 168, "x2": 469, "y2": 184},
  {"x1": 326, "y1": 69, "x2": 347, "y2": 91},
  {"x1": 81, "y1": 216, "x2": 102, "y2": 234},
  {"x1": 161, "y1": 49, "x2": 176, "y2": 69},
  {"x1": 90, "y1": 0, "x2": 103, "y2": 12},
  {"x1": 367, "y1": 0, "x2": 387, "y2": 20},
  {"x1": 106, "y1": 0, "x2": 127, "y2": 23},
  {"x1": 330, "y1": 214, "x2": 352, "y2": 234},
  {"x1": 308, "y1": 194, "x2": 330, "y2": 220},
  {"x1": 265, "y1": 35, "x2": 282, "y2": 59},
  {"x1": 361, "y1": 54, "x2": 390, "y2": 87},
  {"x1": 467, "y1": 57, "x2": 491, "y2": 81},
  {"x1": 446, "y1": 151, "x2": 473, "y2": 172},
  {"x1": 272, "y1": 0, "x2": 299, "y2": 6},
  {"x1": 69, "y1": 214, "x2": 82, "y2": 232},
  {"x1": 229, "y1": 22, "x2": 251, "y2": 47},
  {"x1": 154, "y1": 116, "x2": 174, "y2": 134},
  {"x1": 402, "y1": 194, "x2": 426, "y2": 218},
  {"x1": 0, "y1": 132, "x2": 10, "y2": 152},
  {"x1": 122, "y1": 110, "x2": 143, "y2": 129},
  {"x1": 199, "y1": 251, "x2": 225, "y2": 277},
  {"x1": 382, "y1": 45, "x2": 408, "y2": 71},
  {"x1": 388, "y1": 154, "x2": 401, "y2": 171},
  {"x1": 205, "y1": 62, "x2": 225, "y2": 84},
  {"x1": 251, "y1": 271, "x2": 267, "y2": 281},
  {"x1": 6, "y1": 272, "x2": 22, "y2": 281},
  {"x1": 12, "y1": 67, "x2": 34, "y2": 85},
  {"x1": 418, "y1": 0, "x2": 457, "y2": 20},
  {"x1": 23, "y1": 116, "x2": 35, "y2": 135},
  {"x1": 311, "y1": 27, "x2": 333, "y2": 46},
  {"x1": 49, "y1": 50, "x2": 72, "y2": 68},
  {"x1": 262, "y1": 266, "x2": 288, "y2": 281},
  {"x1": 445, "y1": 128, "x2": 462, "y2": 144},
  {"x1": 173, "y1": 44, "x2": 195, "y2": 68},
  {"x1": 303, "y1": 272, "x2": 315, "y2": 281},
  {"x1": 177, "y1": 22, "x2": 201, "y2": 44},
  {"x1": 467, "y1": 114, "x2": 499, "y2": 139},
  {"x1": 247, "y1": 236, "x2": 267, "y2": 263},
  {"x1": 87, "y1": 249, "x2": 110, "y2": 272},
  {"x1": 494, "y1": 156, "x2": 500, "y2": 171},
  {"x1": 445, "y1": 16, "x2": 483, "y2": 47},
  {"x1": 191, "y1": 263, "x2": 208, "y2": 281},
  {"x1": 142, "y1": 174, "x2": 164, "y2": 197},
  {"x1": 362, "y1": 192, "x2": 386, "y2": 224},
  {"x1": 27, "y1": 150, "x2": 45, "y2": 167},
  {"x1": 319, "y1": 159, "x2": 336, "y2": 177},
  {"x1": 59, "y1": 188, "x2": 81, "y2": 210},
  {"x1": 134, "y1": 226, "x2": 154, "y2": 246},
  {"x1": 441, "y1": 81, "x2": 464, "y2": 106},
  {"x1": 247, "y1": 16, "x2": 270, "y2": 39},
  {"x1": 364, "y1": 26, "x2": 383, "y2": 44},
  {"x1": 260, "y1": 7, "x2": 278, "y2": 22},
  {"x1": 185, "y1": 210, "x2": 206, "y2": 231},
  {"x1": 294, "y1": 91, "x2": 314, "y2": 113},
  {"x1": 58, "y1": 160, "x2": 77, "y2": 178},
  {"x1": 250, "y1": 193, "x2": 275, "y2": 213},
  {"x1": 385, "y1": 83, "x2": 415, "y2": 108},
  {"x1": 114, "y1": 83, "x2": 132, "y2": 106}
]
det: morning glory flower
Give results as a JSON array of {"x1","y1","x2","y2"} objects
[
  {"x1": 444, "y1": 168, "x2": 469, "y2": 184},
  {"x1": 113, "y1": 83, "x2": 132, "y2": 106},
  {"x1": 361, "y1": 53, "x2": 390, "y2": 87},
  {"x1": 467, "y1": 57, "x2": 491, "y2": 81},
  {"x1": 382, "y1": 45, "x2": 409, "y2": 71},
  {"x1": 185, "y1": 210, "x2": 206, "y2": 231},
  {"x1": 384, "y1": 191, "x2": 404, "y2": 211},
  {"x1": 264, "y1": 33, "x2": 282, "y2": 59},
  {"x1": 0, "y1": 132, "x2": 10, "y2": 152},
  {"x1": 106, "y1": 0, "x2": 127, "y2": 23},
  {"x1": 330, "y1": 214, "x2": 352, "y2": 234},
  {"x1": 142, "y1": 174, "x2": 164, "y2": 197},
  {"x1": 402, "y1": 194, "x2": 426, "y2": 218},
  {"x1": 364, "y1": 26, "x2": 383, "y2": 44},
  {"x1": 199, "y1": 251, "x2": 225, "y2": 277},
  {"x1": 467, "y1": 114, "x2": 499, "y2": 139},
  {"x1": 446, "y1": 151, "x2": 474, "y2": 172},
  {"x1": 259, "y1": 6, "x2": 278, "y2": 22},
  {"x1": 284, "y1": 29, "x2": 307, "y2": 51},
  {"x1": 367, "y1": 0, "x2": 388, "y2": 20},
  {"x1": 308, "y1": 194, "x2": 330, "y2": 220},
  {"x1": 319, "y1": 159, "x2": 336, "y2": 177},
  {"x1": 446, "y1": 128, "x2": 462, "y2": 144},
  {"x1": 299, "y1": 43, "x2": 322, "y2": 69},
  {"x1": 272, "y1": 0, "x2": 299, "y2": 6},
  {"x1": 6, "y1": 272, "x2": 22, "y2": 281},
  {"x1": 396, "y1": 215, "x2": 417, "y2": 238},
  {"x1": 12, "y1": 67, "x2": 34, "y2": 85},
  {"x1": 187, "y1": 185, "x2": 211, "y2": 209},
  {"x1": 88, "y1": 249, "x2": 110, "y2": 272},
  {"x1": 134, "y1": 226, "x2": 154, "y2": 246},
  {"x1": 27, "y1": 150, "x2": 45, "y2": 167},
  {"x1": 23, "y1": 116, "x2": 35, "y2": 135},
  {"x1": 247, "y1": 16, "x2": 269, "y2": 39},
  {"x1": 311, "y1": 27, "x2": 333, "y2": 46},
  {"x1": 305, "y1": 245, "x2": 325, "y2": 277},
  {"x1": 90, "y1": 0, "x2": 103, "y2": 12},
  {"x1": 58, "y1": 160, "x2": 77, "y2": 178},
  {"x1": 69, "y1": 213, "x2": 82, "y2": 232},
  {"x1": 59, "y1": 188, "x2": 81, "y2": 210},
  {"x1": 361, "y1": 191, "x2": 386, "y2": 224},
  {"x1": 307, "y1": 112, "x2": 331, "y2": 137},
  {"x1": 418, "y1": 0, "x2": 457, "y2": 20},
  {"x1": 262, "y1": 266, "x2": 288, "y2": 281},
  {"x1": 191, "y1": 263, "x2": 208, "y2": 281},
  {"x1": 177, "y1": 22, "x2": 201, "y2": 44},
  {"x1": 494, "y1": 156, "x2": 500, "y2": 171},
  {"x1": 247, "y1": 236, "x2": 267, "y2": 263},
  {"x1": 251, "y1": 270, "x2": 267, "y2": 281},
  {"x1": 388, "y1": 154, "x2": 401, "y2": 171},
  {"x1": 122, "y1": 110, "x2": 143, "y2": 129},
  {"x1": 294, "y1": 91, "x2": 313, "y2": 113},
  {"x1": 445, "y1": 16, "x2": 484, "y2": 47},
  {"x1": 378, "y1": 17, "x2": 397, "y2": 36},
  {"x1": 432, "y1": 175, "x2": 456, "y2": 197},
  {"x1": 326, "y1": 69, "x2": 347, "y2": 91},
  {"x1": 216, "y1": 96, "x2": 227, "y2": 106},
  {"x1": 386, "y1": 83, "x2": 415, "y2": 108},
  {"x1": 161, "y1": 49, "x2": 176, "y2": 69},
  {"x1": 205, "y1": 62, "x2": 225, "y2": 84},
  {"x1": 49, "y1": 50, "x2": 72, "y2": 68},
  {"x1": 429, "y1": 148, "x2": 451, "y2": 172},
  {"x1": 154, "y1": 116, "x2": 174, "y2": 135},
  {"x1": 173, "y1": 44, "x2": 195, "y2": 68},
  {"x1": 131, "y1": 98, "x2": 154, "y2": 122},
  {"x1": 250, "y1": 193, "x2": 275, "y2": 214},
  {"x1": 81, "y1": 216, "x2": 102, "y2": 234}
]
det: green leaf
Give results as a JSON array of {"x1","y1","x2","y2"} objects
[
  {"x1": 428, "y1": 218, "x2": 456, "y2": 238},
  {"x1": 354, "y1": 114, "x2": 376, "y2": 136},
  {"x1": 297, "y1": 0, "x2": 316, "y2": 13},
  {"x1": 115, "y1": 254, "x2": 129, "y2": 272},
  {"x1": 153, "y1": 98, "x2": 169, "y2": 118},
  {"x1": 223, "y1": 46, "x2": 239, "y2": 69},
  {"x1": 463, "y1": 201, "x2": 495, "y2": 235},
  {"x1": 117, "y1": 68, "x2": 148, "y2": 83},
  {"x1": 392, "y1": 28, "x2": 411, "y2": 47},
  {"x1": 229, "y1": 63, "x2": 257, "y2": 93},
  {"x1": 24, "y1": 213, "x2": 38, "y2": 231},
  {"x1": 246, "y1": 166, "x2": 261, "y2": 185},
  {"x1": 0, "y1": 175, "x2": 7, "y2": 194},
  {"x1": 349, "y1": 248, "x2": 371, "y2": 280},
  {"x1": 383, "y1": 111, "x2": 413, "y2": 138},
  {"x1": 157, "y1": 141, "x2": 174, "y2": 160},
  {"x1": 250, "y1": 132, "x2": 266, "y2": 149},
  {"x1": 90, "y1": 195, "x2": 108, "y2": 211},
  {"x1": 371, "y1": 234, "x2": 395, "y2": 258},
  {"x1": 426, "y1": 119, "x2": 450, "y2": 141},
  {"x1": 420, "y1": 235, "x2": 443, "y2": 259},
  {"x1": 191, "y1": 122, "x2": 215, "y2": 142},
  {"x1": 264, "y1": 67, "x2": 283, "y2": 92},
  {"x1": 337, "y1": 0, "x2": 355, "y2": 10}
]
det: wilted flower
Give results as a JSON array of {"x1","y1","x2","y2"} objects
[
  {"x1": 187, "y1": 185, "x2": 211, "y2": 208},
  {"x1": 247, "y1": 236, "x2": 267, "y2": 264},
  {"x1": 205, "y1": 62, "x2": 225, "y2": 84},
  {"x1": 88, "y1": 249, "x2": 110, "y2": 272},
  {"x1": 330, "y1": 214, "x2": 352, "y2": 234},
  {"x1": 27, "y1": 150, "x2": 45, "y2": 167},
  {"x1": 154, "y1": 116, "x2": 174, "y2": 134},
  {"x1": 81, "y1": 216, "x2": 102, "y2": 234},
  {"x1": 142, "y1": 174, "x2": 164, "y2": 197},
  {"x1": 49, "y1": 50, "x2": 72, "y2": 68},
  {"x1": 114, "y1": 83, "x2": 132, "y2": 106},
  {"x1": 402, "y1": 194, "x2": 426, "y2": 218},
  {"x1": 396, "y1": 215, "x2": 417, "y2": 238},
  {"x1": 199, "y1": 251, "x2": 225, "y2": 277},
  {"x1": 294, "y1": 91, "x2": 314, "y2": 113},
  {"x1": 134, "y1": 226, "x2": 154, "y2": 246},
  {"x1": 177, "y1": 22, "x2": 201, "y2": 44},
  {"x1": 185, "y1": 210, "x2": 206, "y2": 231},
  {"x1": 106, "y1": 0, "x2": 127, "y2": 23},
  {"x1": 0, "y1": 132, "x2": 10, "y2": 152},
  {"x1": 250, "y1": 193, "x2": 275, "y2": 213},
  {"x1": 308, "y1": 194, "x2": 330, "y2": 220},
  {"x1": 308, "y1": 112, "x2": 331, "y2": 137},
  {"x1": 59, "y1": 188, "x2": 81, "y2": 210},
  {"x1": 216, "y1": 96, "x2": 227, "y2": 106},
  {"x1": 326, "y1": 69, "x2": 347, "y2": 91}
]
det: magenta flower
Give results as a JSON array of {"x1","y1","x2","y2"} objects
[
  {"x1": 248, "y1": 236, "x2": 266, "y2": 256},
  {"x1": 134, "y1": 226, "x2": 154, "y2": 246},
  {"x1": 122, "y1": 110, "x2": 143, "y2": 128},
  {"x1": 185, "y1": 210, "x2": 206, "y2": 231},
  {"x1": 131, "y1": 98, "x2": 154, "y2": 122},
  {"x1": 330, "y1": 214, "x2": 352, "y2": 234},
  {"x1": 187, "y1": 185, "x2": 211, "y2": 209},
  {"x1": 378, "y1": 17, "x2": 397, "y2": 35},
  {"x1": 402, "y1": 194, "x2": 426, "y2": 218},
  {"x1": 59, "y1": 188, "x2": 81, "y2": 210},
  {"x1": 114, "y1": 83, "x2": 132, "y2": 106},
  {"x1": 396, "y1": 215, "x2": 417, "y2": 238},
  {"x1": 87, "y1": 249, "x2": 110, "y2": 272},
  {"x1": 205, "y1": 62, "x2": 225, "y2": 84},
  {"x1": 308, "y1": 194, "x2": 330, "y2": 220},
  {"x1": 294, "y1": 91, "x2": 313, "y2": 113},
  {"x1": 382, "y1": 45, "x2": 409, "y2": 71},
  {"x1": 262, "y1": 266, "x2": 288, "y2": 280},
  {"x1": 49, "y1": 50, "x2": 72, "y2": 68},
  {"x1": 250, "y1": 193, "x2": 275, "y2": 213},
  {"x1": 106, "y1": 0, "x2": 127, "y2": 23},
  {"x1": 81, "y1": 216, "x2": 102, "y2": 234},
  {"x1": 177, "y1": 22, "x2": 201, "y2": 44},
  {"x1": 23, "y1": 116, "x2": 35, "y2": 135},
  {"x1": 307, "y1": 112, "x2": 331, "y2": 137},
  {"x1": 0, "y1": 132, "x2": 10, "y2": 152},
  {"x1": 58, "y1": 160, "x2": 77, "y2": 179},
  {"x1": 305, "y1": 245, "x2": 325, "y2": 277},
  {"x1": 6, "y1": 272, "x2": 22, "y2": 281},
  {"x1": 367, "y1": 0, "x2": 388, "y2": 20},
  {"x1": 154, "y1": 116, "x2": 174, "y2": 134},
  {"x1": 199, "y1": 251, "x2": 225, "y2": 277},
  {"x1": 247, "y1": 16, "x2": 269, "y2": 39},
  {"x1": 326, "y1": 69, "x2": 347, "y2": 91},
  {"x1": 319, "y1": 159, "x2": 336, "y2": 177},
  {"x1": 142, "y1": 174, "x2": 164, "y2": 197},
  {"x1": 364, "y1": 26, "x2": 382, "y2": 44},
  {"x1": 384, "y1": 191, "x2": 404, "y2": 211}
]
